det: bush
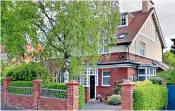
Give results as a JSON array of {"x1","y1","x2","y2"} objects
[
  {"x1": 149, "y1": 77, "x2": 166, "y2": 85},
  {"x1": 134, "y1": 84, "x2": 168, "y2": 110},
  {"x1": 107, "y1": 95, "x2": 121, "y2": 105},
  {"x1": 79, "y1": 84, "x2": 85, "y2": 109},
  {"x1": 4, "y1": 62, "x2": 53, "y2": 81},
  {"x1": 9, "y1": 81, "x2": 33, "y2": 95},
  {"x1": 157, "y1": 69, "x2": 175, "y2": 85},
  {"x1": 135, "y1": 80, "x2": 152, "y2": 87},
  {"x1": 0, "y1": 76, "x2": 6, "y2": 85},
  {"x1": 42, "y1": 82, "x2": 66, "y2": 90}
]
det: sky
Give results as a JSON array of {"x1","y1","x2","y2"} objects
[{"x1": 119, "y1": 0, "x2": 175, "y2": 50}]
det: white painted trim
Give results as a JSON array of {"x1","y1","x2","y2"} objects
[
  {"x1": 130, "y1": 10, "x2": 154, "y2": 46},
  {"x1": 140, "y1": 33, "x2": 159, "y2": 43},
  {"x1": 102, "y1": 71, "x2": 110, "y2": 87},
  {"x1": 98, "y1": 64, "x2": 137, "y2": 69}
]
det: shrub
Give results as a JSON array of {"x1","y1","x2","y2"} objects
[
  {"x1": 0, "y1": 76, "x2": 6, "y2": 85},
  {"x1": 42, "y1": 82, "x2": 66, "y2": 90},
  {"x1": 9, "y1": 81, "x2": 33, "y2": 95},
  {"x1": 134, "y1": 84, "x2": 168, "y2": 110},
  {"x1": 149, "y1": 77, "x2": 166, "y2": 85},
  {"x1": 79, "y1": 84, "x2": 85, "y2": 109},
  {"x1": 135, "y1": 80, "x2": 152, "y2": 87},
  {"x1": 157, "y1": 69, "x2": 175, "y2": 85},
  {"x1": 4, "y1": 62, "x2": 53, "y2": 81},
  {"x1": 107, "y1": 95, "x2": 121, "y2": 105}
]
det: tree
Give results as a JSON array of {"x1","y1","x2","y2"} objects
[
  {"x1": 170, "y1": 38, "x2": 175, "y2": 54},
  {"x1": 1, "y1": 1, "x2": 120, "y2": 82},
  {"x1": 163, "y1": 51, "x2": 175, "y2": 69}
]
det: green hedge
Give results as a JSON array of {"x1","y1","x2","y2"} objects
[
  {"x1": 4, "y1": 62, "x2": 53, "y2": 81},
  {"x1": 42, "y1": 82, "x2": 66, "y2": 90},
  {"x1": 157, "y1": 69, "x2": 175, "y2": 85},
  {"x1": 134, "y1": 84, "x2": 168, "y2": 110},
  {"x1": 79, "y1": 84, "x2": 85, "y2": 109},
  {"x1": 9, "y1": 81, "x2": 33, "y2": 95}
]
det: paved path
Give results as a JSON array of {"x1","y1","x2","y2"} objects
[{"x1": 82, "y1": 101, "x2": 121, "y2": 110}]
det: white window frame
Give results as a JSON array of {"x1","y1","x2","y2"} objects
[
  {"x1": 139, "y1": 42, "x2": 146, "y2": 57},
  {"x1": 138, "y1": 68, "x2": 157, "y2": 81},
  {"x1": 102, "y1": 71, "x2": 110, "y2": 86},
  {"x1": 118, "y1": 13, "x2": 128, "y2": 27},
  {"x1": 98, "y1": 38, "x2": 109, "y2": 54}
]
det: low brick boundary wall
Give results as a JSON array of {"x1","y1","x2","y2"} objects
[{"x1": 1, "y1": 78, "x2": 79, "y2": 110}]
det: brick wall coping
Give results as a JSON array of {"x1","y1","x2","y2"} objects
[
  {"x1": 66, "y1": 80, "x2": 79, "y2": 85},
  {"x1": 3, "y1": 78, "x2": 11, "y2": 81},
  {"x1": 120, "y1": 79, "x2": 135, "y2": 86}
]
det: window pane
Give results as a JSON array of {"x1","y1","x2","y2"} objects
[
  {"x1": 103, "y1": 77, "x2": 110, "y2": 85},
  {"x1": 138, "y1": 76, "x2": 146, "y2": 81},
  {"x1": 147, "y1": 69, "x2": 150, "y2": 75},
  {"x1": 99, "y1": 47, "x2": 103, "y2": 53},
  {"x1": 103, "y1": 72, "x2": 110, "y2": 76},
  {"x1": 150, "y1": 69, "x2": 153, "y2": 75},
  {"x1": 104, "y1": 46, "x2": 108, "y2": 53},
  {"x1": 138, "y1": 69, "x2": 145, "y2": 75}
]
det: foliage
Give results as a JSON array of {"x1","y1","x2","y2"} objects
[
  {"x1": 42, "y1": 82, "x2": 66, "y2": 90},
  {"x1": 4, "y1": 62, "x2": 53, "y2": 81},
  {"x1": 148, "y1": 77, "x2": 166, "y2": 85},
  {"x1": 8, "y1": 81, "x2": 33, "y2": 95},
  {"x1": 113, "y1": 81, "x2": 122, "y2": 94},
  {"x1": 163, "y1": 51, "x2": 175, "y2": 69},
  {"x1": 170, "y1": 38, "x2": 175, "y2": 54},
  {"x1": 0, "y1": 76, "x2": 6, "y2": 85},
  {"x1": 9, "y1": 81, "x2": 33, "y2": 87},
  {"x1": 107, "y1": 95, "x2": 121, "y2": 105},
  {"x1": 79, "y1": 84, "x2": 85, "y2": 109},
  {"x1": 135, "y1": 80, "x2": 152, "y2": 87},
  {"x1": 0, "y1": 60, "x2": 11, "y2": 75},
  {"x1": 1, "y1": 1, "x2": 119, "y2": 81},
  {"x1": 157, "y1": 69, "x2": 175, "y2": 85},
  {"x1": 134, "y1": 84, "x2": 168, "y2": 110}
]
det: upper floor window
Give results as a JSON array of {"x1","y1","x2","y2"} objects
[
  {"x1": 99, "y1": 38, "x2": 109, "y2": 54},
  {"x1": 139, "y1": 42, "x2": 145, "y2": 57},
  {"x1": 120, "y1": 13, "x2": 128, "y2": 26}
]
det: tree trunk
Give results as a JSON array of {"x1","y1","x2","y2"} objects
[{"x1": 64, "y1": 54, "x2": 69, "y2": 83}]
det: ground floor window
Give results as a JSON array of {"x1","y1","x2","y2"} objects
[
  {"x1": 102, "y1": 71, "x2": 110, "y2": 86},
  {"x1": 138, "y1": 68, "x2": 156, "y2": 81}
]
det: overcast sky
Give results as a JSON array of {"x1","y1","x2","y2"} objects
[{"x1": 119, "y1": 0, "x2": 175, "y2": 50}]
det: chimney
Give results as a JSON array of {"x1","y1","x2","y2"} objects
[{"x1": 142, "y1": 0, "x2": 154, "y2": 12}]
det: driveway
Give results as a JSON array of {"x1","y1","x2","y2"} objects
[{"x1": 82, "y1": 101, "x2": 121, "y2": 110}]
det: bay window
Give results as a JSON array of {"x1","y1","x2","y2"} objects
[{"x1": 102, "y1": 71, "x2": 110, "y2": 86}]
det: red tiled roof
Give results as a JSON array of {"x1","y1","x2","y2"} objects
[{"x1": 116, "y1": 8, "x2": 154, "y2": 44}]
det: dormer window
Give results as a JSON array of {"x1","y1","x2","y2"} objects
[
  {"x1": 120, "y1": 13, "x2": 128, "y2": 27},
  {"x1": 118, "y1": 33, "x2": 127, "y2": 39}
]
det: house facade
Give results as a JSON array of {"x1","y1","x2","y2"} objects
[{"x1": 73, "y1": 0, "x2": 169, "y2": 102}]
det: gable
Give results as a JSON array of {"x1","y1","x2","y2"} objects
[{"x1": 140, "y1": 15, "x2": 161, "y2": 44}]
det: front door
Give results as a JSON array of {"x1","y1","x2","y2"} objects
[{"x1": 90, "y1": 76, "x2": 95, "y2": 99}]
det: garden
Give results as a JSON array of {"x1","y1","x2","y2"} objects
[{"x1": 1, "y1": 62, "x2": 85, "y2": 109}]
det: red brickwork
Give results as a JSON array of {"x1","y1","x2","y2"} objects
[
  {"x1": 66, "y1": 80, "x2": 79, "y2": 110},
  {"x1": 2, "y1": 78, "x2": 79, "y2": 110},
  {"x1": 84, "y1": 87, "x2": 90, "y2": 102},
  {"x1": 96, "y1": 68, "x2": 136, "y2": 96},
  {"x1": 120, "y1": 80, "x2": 135, "y2": 110}
]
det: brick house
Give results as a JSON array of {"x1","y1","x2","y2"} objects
[{"x1": 71, "y1": 0, "x2": 169, "y2": 102}]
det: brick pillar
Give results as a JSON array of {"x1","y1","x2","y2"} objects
[
  {"x1": 66, "y1": 80, "x2": 79, "y2": 110},
  {"x1": 162, "y1": 82, "x2": 167, "y2": 86},
  {"x1": 120, "y1": 80, "x2": 135, "y2": 110},
  {"x1": 84, "y1": 87, "x2": 90, "y2": 102},
  {"x1": 2, "y1": 78, "x2": 11, "y2": 105},
  {"x1": 33, "y1": 79, "x2": 42, "y2": 110}
]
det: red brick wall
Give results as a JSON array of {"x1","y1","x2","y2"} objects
[
  {"x1": 39, "y1": 98, "x2": 66, "y2": 110},
  {"x1": 7, "y1": 95, "x2": 33, "y2": 110},
  {"x1": 97, "y1": 67, "x2": 136, "y2": 96}
]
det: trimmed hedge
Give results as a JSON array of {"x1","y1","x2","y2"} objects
[
  {"x1": 9, "y1": 81, "x2": 33, "y2": 95},
  {"x1": 79, "y1": 84, "x2": 85, "y2": 109},
  {"x1": 42, "y1": 82, "x2": 66, "y2": 90},
  {"x1": 4, "y1": 62, "x2": 53, "y2": 81},
  {"x1": 134, "y1": 84, "x2": 168, "y2": 110},
  {"x1": 157, "y1": 69, "x2": 175, "y2": 85}
]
